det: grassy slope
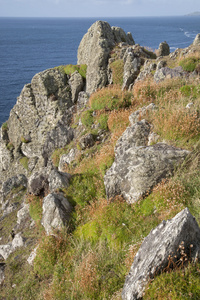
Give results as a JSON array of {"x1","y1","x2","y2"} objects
[{"x1": 1, "y1": 51, "x2": 200, "y2": 299}]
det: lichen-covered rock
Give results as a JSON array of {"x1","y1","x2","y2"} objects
[
  {"x1": 104, "y1": 120, "x2": 189, "y2": 203},
  {"x1": 122, "y1": 52, "x2": 141, "y2": 90},
  {"x1": 48, "y1": 169, "x2": 71, "y2": 193},
  {"x1": 111, "y1": 26, "x2": 135, "y2": 45},
  {"x1": 79, "y1": 133, "x2": 95, "y2": 150},
  {"x1": 157, "y1": 41, "x2": 170, "y2": 56},
  {"x1": 0, "y1": 68, "x2": 74, "y2": 179},
  {"x1": 122, "y1": 208, "x2": 200, "y2": 300},
  {"x1": 69, "y1": 71, "x2": 84, "y2": 103},
  {"x1": 135, "y1": 61, "x2": 157, "y2": 82},
  {"x1": 193, "y1": 33, "x2": 200, "y2": 45},
  {"x1": 41, "y1": 193, "x2": 72, "y2": 234},
  {"x1": 0, "y1": 233, "x2": 25, "y2": 260},
  {"x1": 28, "y1": 171, "x2": 49, "y2": 196},
  {"x1": 77, "y1": 91, "x2": 90, "y2": 110},
  {"x1": 58, "y1": 148, "x2": 77, "y2": 172},
  {"x1": 17, "y1": 203, "x2": 30, "y2": 225},
  {"x1": 77, "y1": 21, "x2": 134, "y2": 94},
  {"x1": 0, "y1": 174, "x2": 27, "y2": 206},
  {"x1": 154, "y1": 66, "x2": 186, "y2": 82}
]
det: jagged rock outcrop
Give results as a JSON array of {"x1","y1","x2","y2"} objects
[
  {"x1": 41, "y1": 193, "x2": 72, "y2": 234},
  {"x1": 0, "y1": 68, "x2": 75, "y2": 180},
  {"x1": 193, "y1": 33, "x2": 200, "y2": 45},
  {"x1": 104, "y1": 119, "x2": 189, "y2": 203},
  {"x1": 122, "y1": 208, "x2": 200, "y2": 300},
  {"x1": 77, "y1": 21, "x2": 134, "y2": 94},
  {"x1": 157, "y1": 41, "x2": 170, "y2": 56}
]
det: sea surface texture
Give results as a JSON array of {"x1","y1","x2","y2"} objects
[{"x1": 0, "y1": 16, "x2": 200, "y2": 125}]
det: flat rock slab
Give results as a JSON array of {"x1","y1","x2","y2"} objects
[{"x1": 122, "y1": 208, "x2": 200, "y2": 300}]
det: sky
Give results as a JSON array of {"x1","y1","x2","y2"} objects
[{"x1": 0, "y1": 0, "x2": 200, "y2": 18}]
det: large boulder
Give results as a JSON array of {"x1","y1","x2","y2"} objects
[
  {"x1": 104, "y1": 119, "x2": 189, "y2": 203},
  {"x1": 157, "y1": 41, "x2": 170, "y2": 56},
  {"x1": 77, "y1": 21, "x2": 134, "y2": 94},
  {"x1": 122, "y1": 208, "x2": 200, "y2": 300},
  {"x1": 69, "y1": 71, "x2": 84, "y2": 103},
  {"x1": 41, "y1": 193, "x2": 72, "y2": 235}
]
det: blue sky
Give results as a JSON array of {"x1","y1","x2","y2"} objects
[{"x1": 0, "y1": 0, "x2": 200, "y2": 18}]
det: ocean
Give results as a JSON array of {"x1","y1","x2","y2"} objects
[{"x1": 0, "y1": 16, "x2": 200, "y2": 126}]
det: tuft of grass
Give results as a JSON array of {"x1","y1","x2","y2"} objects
[
  {"x1": 144, "y1": 262, "x2": 200, "y2": 300},
  {"x1": 109, "y1": 59, "x2": 124, "y2": 86},
  {"x1": 89, "y1": 85, "x2": 132, "y2": 111},
  {"x1": 179, "y1": 55, "x2": 200, "y2": 72},
  {"x1": 64, "y1": 64, "x2": 87, "y2": 79},
  {"x1": 81, "y1": 109, "x2": 94, "y2": 128},
  {"x1": 27, "y1": 194, "x2": 43, "y2": 226}
]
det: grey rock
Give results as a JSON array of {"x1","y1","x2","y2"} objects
[
  {"x1": 77, "y1": 21, "x2": 134, "y2": 94},
  {"x1": 193, "y1": 33, "x2": 200, "y2": 45},
  {"x1": 77, "y1": 92, "x2": 90, "y2": 110},
  {"x1": 69, "y1": 71, "x2": 84, "y2": 103},
  {"x1": 154, "y1": 66, "x2": 186, "y2": 82},
  {"x1": 28, "y1": 171, "x2": 48, "y2": 196},
  {"x1": 104, "y1": 120, "x2": 189, "y2": 203},
  {"x1": 136, "y1": 62, "x2": 157, "y2": 82},
  {"x1": 156, "y1": 60, "x2": 167, "y2": 70},
  {"x1": 48, "y1": 169, "x2": 71, "y2": 193},
  {"x1": 79, "y1": 133, "x2": 95, "y2": 150},
  {"x1": 0, "y1": 68, "x2": 74, "y2": 178},
  {"x1": 122, "y1": 208, "x2": 200, "y2": 300},
  {"x1": 41, "y1": 193, "x2": 72, "y2": 235},
  {"x1": 0, "y1": 233, "x2": 25, "y2": 260},
  {"x1": 157, "y1": 41, "x2": 170, "y2": 56},
  {"x1": 0, "y1": 174, "x2": 27, "y2": 206},
  {"x1": 17, "y1": 203, "x2": 30, "y2": 225},
  {"x1": 27, "y1": 245, "x2": 39, "y2": 265},
  {"x1": 111, "y1": 27, "x2": 134, "y2": 45},
  {"x1": 58, "y1": 148, "x2": 77, "y2": 172},
  {"x1": 123, "y1": 52, "x2": 141, "y2": 90}
]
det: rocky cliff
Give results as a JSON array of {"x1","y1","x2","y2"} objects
[{"x1": 0, "y1": 21, "x2": 200, "y2": 299}]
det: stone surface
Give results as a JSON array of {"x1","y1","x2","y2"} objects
[
  {"x1": 154, "y1": 66, "x2": 186, "y2": 82},
  {"x1": 123, "y1": 51, "x2": 141, "y2": 90},
  {"x1": 48, "y1": 169, "x2": 71, "y2": 193},
  {"x1": 58, "y1": 148, "x2": 77, "y2": 172},
  {"x1": 28, "y1": 170, "x2": 49, "y2": 196},
  {"x1": 77, "y1": 21, "x2": 134, "y2": 94},
  {"x1": 69, "y1": 71, "x2": 84, "y2": 103},
  {"x1": 77, "y1": 91, "x2": 90, "y2": 110},
  {"x1": 17, "y1": 203, "x2": 30, "y2": 225},
  {"x1": 104, "y1": 119, "x2": 189, "y2": 203},
  {"x1": 157, "y1": 41, "x2": 170, "y2": 56},
  {"x1": 193, "y1": 33, "x2": 200, "y2": 45},
  {"x1": 41, "y1": 193, "x2": 72, "y2": 234},
  {"x1": 0, "y1": 68, "x2": 74, "y2": 180},
  {"x1": 79, "y1": 133, "x2": 95, "y2": 150},
  {"x1": 0, "y1": 233, "x2": 25, "y2": 260},
  {"x1": 27, "y1": 245, "x2": 38, "y2": 265},
  {"x1": 0, "y1": 263, "x2": 5, "y2": 284},
  {"x1": 122, "y1": 208, "x2": 200, "y2": 300}
]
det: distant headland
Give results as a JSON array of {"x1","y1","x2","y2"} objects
[{"x1": 185, "y1": 11, "x2": 200, "y2": 16}]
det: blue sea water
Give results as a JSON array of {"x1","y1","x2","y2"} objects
[{"x1": 0, "y1": 16, "x2": 200, "y2": 126}]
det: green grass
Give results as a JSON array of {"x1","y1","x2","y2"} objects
[
  {"x1": 64, "y1": 64, "x2": 87, "y2": 79},
  {"x1": 81, "y1": 109, "x2": 94, "y2": 128},
  {"x1": 110, "y1": 59, "x2": 124, "y2": 86},
  {"x1": 179, "y1": 56, "x2": 200, "y2": 72},
  {"x1": 144, "y1": 262, "x2": 200, "y2": 300}
]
